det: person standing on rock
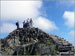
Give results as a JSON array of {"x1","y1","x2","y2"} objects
[
  {"x1": 16, "y1": 21, "x2": 19, "y2": 29},
  {"x1": 27, "y1": 18, "x2": 30, "y2": 27},
  {"x1": 23, "y1": 20, "x2": 25, "y2": 28},
  {"x1": 30, "y1": 18, "x2": 33, "y2": 27}
]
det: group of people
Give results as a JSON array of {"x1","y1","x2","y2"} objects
[{"x1": 16, "y1": 18, "x2": 33, "y2": 29}]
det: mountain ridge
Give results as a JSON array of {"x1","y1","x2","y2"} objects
[{"x1": 0, "y1": 27, "x2": 74, "y2": 55}]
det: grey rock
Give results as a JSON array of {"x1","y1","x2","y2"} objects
[{"x1": 0, "y1": 27, "x2": 74, "y2": 55}]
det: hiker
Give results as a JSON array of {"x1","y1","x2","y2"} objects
[
  {"x1": 30, "y1": 18, "x2": 33, "y2": 27},
  {"x1": 16, "y1": 21, "x2": 19, "y2": 29},
  {"x1": 26, "y1": 18, "x2": 30, "y2": 27},
  {"x1": 23, "y1": 20, "x2": 25, "y2": 28}
]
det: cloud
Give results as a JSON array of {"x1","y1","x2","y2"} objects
[
  {"x1": 34, "y1": 17, "x2": 58, "y2": 31},
  {"x1": 1, "y1": 17, "x2": 58, "y2": 34},
  {"x1": 1, "y1": 1, "x2": 58, "y2": 36},
  {"x1": 69, "y1": 30, "x2": 75, "y2": 37},
  {"x1": 1, "y1": 23, "x2": 16, "y2": 34},
  {"x1": 63, "y1": 11, "x2": 74, "y2": 28},
  {"x1": 1, "y1": 1, "x2": 42, "y2": 21},
  {"x1": 1, "y1": 1, "x2": 42, "y2": 34}
]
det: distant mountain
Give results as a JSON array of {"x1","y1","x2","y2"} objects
[{"x1": 0, "y1": 27, "x2": 74, "y2": 55}]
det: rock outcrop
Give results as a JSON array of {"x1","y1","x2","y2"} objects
[{"x1": 0, "y1": 27, "x2": 74, "y2": 56}]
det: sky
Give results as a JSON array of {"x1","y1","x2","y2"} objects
[{"x1": 0, "y1": 0, "x2": 75, "y2": 46}]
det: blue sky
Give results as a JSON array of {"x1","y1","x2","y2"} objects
[
  {"x1": 43, "y1": 1, "x2": 74, "y2": 46},
  {"x1": 42, "y1": 1, "x2": 74, "y2": 45},
  {"x1": 0, "y1": 0, "x2": 75, "y2": 46}
]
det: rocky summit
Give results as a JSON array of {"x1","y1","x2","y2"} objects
[{"x1": 0, "y1": 27, "x2": 74, "y2": 56}]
